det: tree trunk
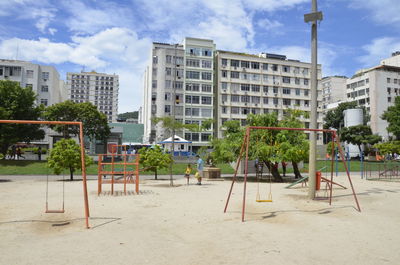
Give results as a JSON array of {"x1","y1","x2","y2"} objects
[
  {"x1": 292, "y1": 161, "x2": 303, "y2": 179},
  {"x1": 69, "y1": 166, "x2": 74, "y2": 181},
  {"x1": 264, "y1": 161, "x2": 283, "y2": 182},
  {"x1": 154, "y1": 168, "x2": 158, "y2": 180}
]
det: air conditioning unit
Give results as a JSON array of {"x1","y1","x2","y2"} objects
[
  {"x1": 275, "y1": 104, "x2": 278, "y2": 107},
  {"x1": 242, "y1": 68, "x2": 246, "y2": 71},
  {"x1": 244, "y1": 103, "x2": 248, "y2": 106},
  {"x1": 223, "y1": 89, "x2": 227, "y2": 92},
  {"x1": 234, "y1": 66, "x2": 237, "y2": 70},
  {"x1": 222, "y1": 65, "x2": 226, "y2": 68},
  {"x1": 264, "y1": 92, "x2": 268, "y2": 95},
  {"x1": 255, "y1": 104, "x2": 258, "y2": 107},
  {"x1": 274, "y1": 93, "x2": 278, "y2": 97}
]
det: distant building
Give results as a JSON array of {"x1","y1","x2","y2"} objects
[
  {"x1": 321, "y1": 76, "x2": 347, "y2": 111},
  {"x1": 0, "y1": 59, "x2": 66, "y2": 106},
  {"x1": 346, "y1": 55, "x2": 400, "y2": 139},
  {"x1": 66, "y1": 71, "x2": 119, "y2": 122}
]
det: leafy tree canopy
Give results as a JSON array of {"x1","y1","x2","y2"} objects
[
  {"x1": 373, "y1": 141, "x2": 400, "y2": 156},
  {"x1": 340, "y1": 125, "x2": 381, "y2": 153},
  {"x1": 0, "y1": 80, "x2": 45, "y2": 157},
  {"x1": 323, "y1": 101, "x2": 358, "y2": 130},
  {"x1": 44, "y1": 100, "x2": 110, "y2": 141},
  {"x1": 382, "y1": 96, "x2": 400, "y2": 139},
  {"x1": 47, "y1": 138, "x2": 93, "y2": 181},
  {"x1": 118, "y1": 111, "x2": 138, "y2": 120},
  {"x1": 138, "y1": 145, "x2": 172, "y2": 180}
]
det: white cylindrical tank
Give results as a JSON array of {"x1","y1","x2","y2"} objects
[
  {"x1": 343, "y1": 108, "x2": 363, "y2": 127},
  {"x1": 343, "y1": 108, "x2": 364, "y2": 158}
]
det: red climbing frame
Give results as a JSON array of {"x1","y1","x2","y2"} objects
[{"x1": 223, "y1": 126, "x2": 361, "y2": 222}]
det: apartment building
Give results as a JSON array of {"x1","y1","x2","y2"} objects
[
  {"x1": 321, "y1": 76, "x2": 347, "y2": 111},
  {"x1": 214, "y1": 51, "x2": 323, "y2": 143},
  {"x1": 0, "y1": 59, "x2": 65, "y2": 106},
  {"x1": 143, "y1": 38, "x2": 215, "y2": 152},
  {"x1": 346, "y1": 63, "x2": 400, "y2": 140},
  {"x1": 66, "y1": 71, "x2": 119, "y2": 122}
]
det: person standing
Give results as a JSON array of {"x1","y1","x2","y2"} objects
[
  {"x1": 196, "y1": 155, "x2": 204, "y2": 185},
  {"x1": 16, "y1": 147, "x2": 25, "y2": 160},
  {"x1": 37, "y1": 147, "x2": 42, "y2": 161},
  {"x1": 184, "y1": 164, "x2": 192, "y2": 185}
]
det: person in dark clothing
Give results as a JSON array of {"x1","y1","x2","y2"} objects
[{"x1": 38, "y1": 147, "x2": 42, "y2": 161}]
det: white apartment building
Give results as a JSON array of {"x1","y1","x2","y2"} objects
[
  {"x1": 321, "y1": 76, "x2": 347, "y2": 111},
  {"x1": 66, "y1": 71, "x2": 119, "y2": 123},
  {"x1": 215, "y1": 51, "x2": 324, "y2": 143},
  {"x1": 143, "y1": 38, "x2": 215, "y2": 152},
  {"x1": 0, "y1": 59, "x2": 65, "y2": 106},
  {"x1": 346, "y1": 63, "x2": 400, "y2": 140}
]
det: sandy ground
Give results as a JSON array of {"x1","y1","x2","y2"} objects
[{"x1": 0, "y1": 172, "x2": 400, "y2": 265}]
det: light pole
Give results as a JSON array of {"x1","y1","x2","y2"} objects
[{"x1": 304, "y1": 0, "x2": 323, "y2": 199}]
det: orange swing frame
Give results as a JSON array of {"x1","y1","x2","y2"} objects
[{"x1": 0, "y1": 120, "x2": 90, "y2": 229}]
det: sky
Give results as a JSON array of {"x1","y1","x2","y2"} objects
[{"x1": 1, "y1": 0, "x2": 400, "y2": 113}]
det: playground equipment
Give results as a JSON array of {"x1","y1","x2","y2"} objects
[
  {"x1": 97, "y1": 144, "x2": 140, "y2": 195},
  {"x1": 365, "y1": 160, "x2": 400, "y2": 181},
  {"x1": 45, "y1": 171, "x2": 66, "y2": 213},
  {"x1": 224, "y1": 126, "x2": 361, "y2": 222},
  {"x1": 0, "y1": 120, "x2": 90, "y2": 228}
]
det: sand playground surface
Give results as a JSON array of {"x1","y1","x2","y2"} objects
[{"x1": 1, "y1": 172, "x2": 400, "y2": 265}]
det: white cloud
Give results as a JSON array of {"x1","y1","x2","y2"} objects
[
  {"x1": 0, "y1": 27, "x2": 152, "y2": 112},
  {"x1": 242, "y1": 0, "x2": 309, "y2": 12},
  {"x1": 348, "y1": 0, "x2": 400, "y2": 25},
  {"x1": 257, "y1": 18, "x2": 283, "y2": 31},
  {"x1": 358, "y1": 37, "x2": 400, "y2": 67}
]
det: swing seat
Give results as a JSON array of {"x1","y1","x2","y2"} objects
[{"x1": 256, "y1": 194, "x2": 273, "y2": 203}]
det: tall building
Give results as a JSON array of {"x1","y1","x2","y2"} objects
[
  {"x1": 346, "y1": 63, "x2": 400, "y2": 140},
  {"x1": 0, "y1": 59, "x2": 65, "y2": 106},
  {"x1": 66, "y1": 71, "x2": 119, "y2": 122},
  {"x1": 321, "y1": 76, "x2": 347, "y2": 111},
  {"x1": 214, "y1": 51, "x2": 324, "y2": 143},
  {"x1": 143, "y1": 38, "x2": 215, "y2": 152}
]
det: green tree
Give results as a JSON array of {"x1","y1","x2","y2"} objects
[
  {"x1": 382, "y1": 96, "x2": 400, "y2": 139},
  {"x1": 373, "y1": 141, "x2": 400, "y2": 156},
  {"x1": 138, "y1": 145, "x2": 172, "y2": 180},
  {"x1": 118, "y1": 111, "x2": 138, "y2": 120},
  {"x1": 44, "y1": 100, "x2": 110, "y2": 141},
  {"x1": 47, "y1": 138, "x2": 93, "y2": 181},
  {"x1": 0, "y1": 80, "x2": 45, "y2": 158},
  {"x1": 340, "y1": 125, "x2": 382, "y2": 155}
]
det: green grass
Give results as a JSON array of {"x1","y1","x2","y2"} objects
[
  {"x1": 1, "y1": 159, "x2": 397, "y2": 176},
  {"x1": 0, "y1": 160, "x2": 235, "y2": 175}
]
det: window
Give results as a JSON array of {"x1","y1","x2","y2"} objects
[
  {"x1": 231, "y1": 60, "x2": 240, "y2": 67},
  {"x1": 222, "y1": 106, "x2": 227, "y2": 114},
  {"x1": 202, "y1": 49, "x2": 212, "y2": 57},
  {"x1": 251, "y1": 62, "x2": 260, "y2": 69},
  {"x1": 231, "y1": 95, "x2": 240, "y2": 102},
  {"x1": 387, "y1": 78, "x2": 391, "y2": 83},
  {"x1": 202, "y1": 96, "x2": 212, "y2": 105},
  {"x1": 295, "y1": 78, "x2": 300, "y2": 85},
  {"x1": 295, "y1": 99, "x2": 300, "y2": 105},
  {"x1": 40, "y1": 99, "x2": 48, "y2": 106},
  {"x1": 240, "y1": 72, "x2": 249, "y2": 80},
  {"x1": 166, "y1": 68, "x2": 171, "y2": 76},
  {"x1": 202, "y1": 60, "x2": 212, "y2": 68},
  {"x1": 186, "y1": 59, "x2": 200, "y2": 67},
  {"x1": 294, "y1": 67, "x2": 300, "y2": 74},
  {"x1": 165, "y1": 93, "x2": 171, "y2": 101},
  {"x1": 304, "y1": 79, "x2": 309, "y2": 85},
  {"x1": 42, "y1": 72, "x2": 49, "y2": 80},
  {"x1": 222, "y1": 70, "x2": 228, "y2": 78},
  {"x1": 283, "y1": 98, "x2": 291, "y2": 105},
  {"x1": 165, "y1": 80, "x2": 171, "y2": 89},
  {"x1": 26, "y1": 70, "x2": 34, "y2": 78},
  {"x1": 231, "y1": 83, "x2": 240, "y2": 91},
  {"x1": 366, "y1": 78, "x2": 369, "y2": 84},
  {"x1": 272, "y1": 64, "x2": 278, "y2": 71},
  {"x1": 26, "y1": 84, "x2": 33, "y2": 89},
  {"x1": 152, "y1": 80, "x2": 157, "y2": 88},
  {"x1": 241, "y1": 108, "x2": 250, "y2": 115},
  {"x1": 241, "y1": 84, "x2": 250, "y2": 91},
  {"x1": 221, "y1": 82, "x2": 228, "y2": 90},
  {"x1": 282, "y1": 88, "x2": 291, "y2": 95},
  {"x1": 263, "y1": 97, "x2": 269, "y2": 104},
  {"x1": 251, "y1": 84, "x2": 260, "y2": 92},
  {"x1": 41, "y1": 85, "x2": 48, "y2": 92},
  {"x1": 388, "y1": 97, "x2": 391, "y2": 102},
  {"x1": 251, "y1": 96, "x2": 260, "y2": 104},
  {"x1": 295, "y1": 88, "x2": 300, "y2": 95},
  {"x1": 263, "y1": 86, "x2": 269, "y2": 93},
  {"x1": 358, "y1": 89, "x2": 366, "y2": 96},
  {"x1": 173, "y1": 81, "x2": 183, "y2": 90},
  {"x1": 185, "y1": 107, "x2": 200, "y2": 116},
  {"x1": 166, "y1": 55, "x2": 172, "y2": 63},
  {"x1": 273, "y1": 87, "x2": 278, "y2": 94},
  {"x1": 387, "y1": 87, "x2": 391, "y2": 94},
  {"x1": 201, "y1": 72, "x2": 212, "y2": 80},
  {"x1": 201, "y1": 133, "x2": 211, "y2": 142},
  {"x1": 202, "y1": 84, "x2": 212, "y2": 92},
  {"x1": 252, "y1": 74, "x2": 260, "y2": 81},
  {"x1": 186, "y1": 83, "x2": 199, "y2": 91},
  {"x1": 304, "y1": 100, "x2": 309, "y2": 107},
  {"x1": 231, "y1": 71, "x2": 240, "y2": 78},
  {"x1": 394, "y1": 79, "x2": 398, "y2": 84},
  {"x1": 241, "y1": 95, "x2": 250, "y2": 103},
  {"x1": 191, "y1": 133, "x2": 199, "y2": 141},
  {"x1": 241, "y1": 61, "x2": 250, "y2": 68},
  {"x1": 282, "y1": 76, "x2": 291, "y2": 84},
  {"x1": 201, "y1": 108, "x2": 212, "y2": 117},
  {"x1": 303, "y1": 68, "x2": 309, "y2": 75},
  {"x1": 283, "y1": 65, "x2": 290, "y2": 72},
  {"x1": 263, "y1": 74, "x2": 268, "y2": 82},
  {"x1": 304, "y1": 90, "x2": 309, "y2": 96},
  {"x1": 152, "y1": 56, "x2": 158, "y2": 64},
  {"x1": 165, "y1": 105, "x2": 171, "y2": 113},
  {"x1": 263, "y1": 109, "x2": 269, "y2": 114},
  {"x1": 273, "y1": 98, "x2": 279, "y2": 105},
  {"x1": 262, "y1": 63, "x2": 268, "y2": 70},
  {"x1": 221, "y1": 94, "x2": 228, "y2": 102},
  {"x1": 186, "y1": 71, "x2": 200, "y2": 79},
  {"x1": 175, "y1": 56, "x2": 184, "y2": 65},
  {"x1": 222, "y1": 59, "x2": 228, "y2": 66},
  {"x1": 188, "y1": 47, "x2": 200, "y2": 56},
  {"x1": 231, "y1": 107, "x2": 240, "y2": 114}
]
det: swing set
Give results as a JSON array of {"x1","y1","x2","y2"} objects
[
  {"x1": 0, "y1": 119, "x2": 90, "y2": 228},
  {"x1": 224, "y1": 126, "x2": 361, "y2": 222}
]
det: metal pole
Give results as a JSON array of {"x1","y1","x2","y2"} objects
[
  {"x1": 169, "y1": 44, "x2": 178, "y2": 187},
  {"x1": 307, "y1": 0, "x2": 319, "y2": 199}
]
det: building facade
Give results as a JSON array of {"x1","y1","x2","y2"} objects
[
  {"x1": 321, "y1": 76, "x2": 347, "y2": 111},
  {"x1": 346, "y1": 64, "x2": 400, "y2": 140},
  {"x1": 0, "y1": 59, "x2": 65, "y2": 106},
  {"x1": 143, "y1": 38, "x2": 215, "y2": 152},
  {"x1": 66, "y1": 71, "x2": 119, "y2": 122},
  {"x1": 214, "y1": 51, "x2": 324, "y2": 143}
]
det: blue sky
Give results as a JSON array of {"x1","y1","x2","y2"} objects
[{"x1": 1, "y1": 0, "x2": 400, "y2": 113}]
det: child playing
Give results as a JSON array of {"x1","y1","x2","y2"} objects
[
  {"x1": 184, "y1": 164, "x2": 192, "y2": 185},
  {"x1": 194, "y1": 171, "x2": 202, "y2": 185}
]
